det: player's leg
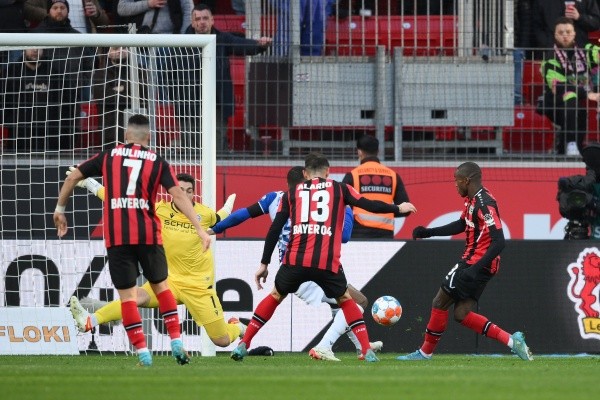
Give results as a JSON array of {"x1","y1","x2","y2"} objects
[
  {"x1": 397, "y1": 287, "x2": 454, "y2": 361},
  {"x1": 139, "y1": 245, "x2": 188, "y2": 365},
  {"x1": 180, "y1": 287, "x2": 245, "y2": 347},
  {"x1": 460, "y1": 261, "x2": 532, "y2": 360},
  {"x1": 107, "y1": 246, "x2": 151, "y2": 366},
  {"x1": 231, "y1": 265, "x2": 297, "y2": 361},
  {"x1": 314, "y1": 269, "x2": 377, "y2": 362},
  {"x1": 70, "y1": 285, "x2": 153, "y2": 333}
]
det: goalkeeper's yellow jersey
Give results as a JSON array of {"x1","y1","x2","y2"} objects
[{"x1": 155, "y1": 200, "x2": 218, "y2": 289}]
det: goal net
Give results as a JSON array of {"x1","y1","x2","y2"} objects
[{"x1": 0, "y1": 33, "x2": 217, "y2": 356}]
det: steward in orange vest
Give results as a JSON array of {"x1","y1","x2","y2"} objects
[{"x1": 342, "y1": 135, "x2": 411, "y2": 238}]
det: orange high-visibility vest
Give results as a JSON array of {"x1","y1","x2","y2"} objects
[{"x1": 350, "y1": 161, "x2": 397, "y2": 231}]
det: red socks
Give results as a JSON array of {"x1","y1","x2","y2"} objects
[
  {"x1": 242, "y1": 294, "x2": 280, "y2": 347},
  {"x1": 420, "y1": 308, "x2": 448, "y2": 355},
  {"x1": 121, "y1": 300, "x2": 146, "y2": 350},
  {"x1": 157, "y1": 289, "x2": 181, "y2": 340},
  {"x1": 340, "y1": 299, "x2": 371, "y2": 355},
  {"x1": 461, "y1": 311, "x2": 510, "y2": 346}
]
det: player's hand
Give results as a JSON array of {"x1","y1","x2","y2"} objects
[
  {"x1": 398, "y1": 202, "x2": 417, "y2": 214},
  {"x1": 412, "y1": 226, "x2": 432, "y2": 240},
  {"x1": 206, "y1": 228, "x2": 215, "y2": 235},
  {"x1": 255, "y1": 263, "x2": 268, "y2": 290},
  {"x1": 217, "y1": 193, "x2": 236, "y2": 217},
  {"x1": 54, "y1": 212, "x2": 68, "y2": 237},
  {"x1": 196, "y1": 227, "x2": 212, "y2": 251}
]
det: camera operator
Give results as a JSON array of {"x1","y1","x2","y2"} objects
[{"x1": 558, "y1": 143, "x2": 600, "y2": 239}]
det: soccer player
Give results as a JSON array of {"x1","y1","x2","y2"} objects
[
  {"x1": 397, "y1": 162, "x2": 533, "y2": 361},
  {"x1": 68, "y1": 171, "x2": 246, "y2": 349},
  {"x1": 230, "y1": 152, "x2": 417, "y2": 362},
  {"x1": 210, "y1": 166, "x2": 383, "y2": 361},
  {"x1": 54, "y1": 114, "x2": 210, "y2": 367}
]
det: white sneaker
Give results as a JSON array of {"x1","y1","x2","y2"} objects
[
  {"x1": 69, "y1": 296, "x2": 91, "y2": 332},
  {"x1": 309, "y1": 347, "x2": 341, "y2": 361},
  {"x1": 566, "y1": 142, "x2": 579, "y2": 156}
]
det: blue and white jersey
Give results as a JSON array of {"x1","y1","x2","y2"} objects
[{"x1": 257, "y1": 191, "x2": 290, "y2": 263}]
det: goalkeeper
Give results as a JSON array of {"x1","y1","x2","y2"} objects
[{"x1": 69, "y1": 170, "x2": 246, "y2": 348}]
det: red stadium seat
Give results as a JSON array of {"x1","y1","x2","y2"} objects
[
  {"x1": 230, "y1": 57, "x2": 245, "y2": 107},
  {"x1": 522, "y1": 60, "x2": 544, "y2": 106},
  {"x1": 77, "y1": 102, "x2": 101, "y2": 148},
  {"x1": 155, "y1": 103, "x2": 180, "y2": 147},
  {"x1": 502, "y1": 105, "x2": 555, "y2": 153}
]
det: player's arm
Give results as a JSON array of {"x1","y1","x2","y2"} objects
[
  {"x1": 211, "y1": 201, "x2": 263, "y2": 234},
  {"x1": 342, "y1": 206, "x2": 354, "y2": 243},
  {"x1": 66, "y1": 166, "x2": 105, "y2": 200},
  {"x1": 167, "y1": 185, "x2": 211, "y2": 251},
  {"x1": 54, "y1": 167, "x2": 86, "y2": 237},
  {"x1": 393, "y1": 173, "x2": 412, "y2": 217},
  {"x1": 412, "y1": 220, "x2": 466, "y2": 240},
  {"x1": 467, "y1": 205, "x2": 506, "y2": 274}
]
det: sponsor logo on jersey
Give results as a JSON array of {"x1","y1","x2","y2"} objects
[
  {"x1": 483, "y1": 212, "x2": 495, "y2": 227},
  {"x1": 566, "y1": 247, "x2": 600, "y2": 340},
  {"x1": 110, "y1": 197, "x2": 150, "y2": 210},
  {"x1": 292, "y1": 223, "x2": 332, "y2": 236},
  {"x1": 164, "y1": 220, "x2": 194, "y2": 229}
]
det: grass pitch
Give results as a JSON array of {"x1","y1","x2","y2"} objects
[{"x1": 0, "y1": 353, "x2": 597, "y2": 400}]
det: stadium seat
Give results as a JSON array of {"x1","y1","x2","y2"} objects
[
  {"x1": 77, "y1": 102, "x2": 101, "y2": 148},
  {"x1": 230, "y1": 57, "x2": 246, "y2": 107},
  {"x1": 155, "y1": 103, "x2": 180, "y2": 147},
  {"x1": 227, "y1": 108, "x2": 251, "y2": 151},
  {"x1": 384, "y1": 15, "x2": 457, "y2": 56},
  {"x1": 325, "y1": 16, "x2": 379, "y2": 56},
  {"x1": 213, "y1": 15, "x2": 246, "y2": 35},
  {"x1": 522, "y1": 60, "x2": 544, "y2": 106},
  {"x1": 502, "y1": 105, "x2": 555, "y2": 153}
]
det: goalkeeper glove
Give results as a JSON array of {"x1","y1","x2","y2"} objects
[
  {"x1": 412, "y1": 226, "x2": 432, "y2": 240},
  {"x1": 66, "y1": 166, "x2": 102, "y2": 196},
  {"x1": 217, "y1": 193, "x2": 236, "y2": 218}
]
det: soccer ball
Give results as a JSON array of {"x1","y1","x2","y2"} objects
[{"x1": 371, "y1": 295, "x2": 402, "y2": 326}]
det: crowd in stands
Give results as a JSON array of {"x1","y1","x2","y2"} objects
[{"x1": 2, "y1": 0, "x2": 600, "y2": 155}]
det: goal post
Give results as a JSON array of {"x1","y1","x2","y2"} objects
[{"x1": 0, "y1": 33, "x2": 217, "y2": 356}]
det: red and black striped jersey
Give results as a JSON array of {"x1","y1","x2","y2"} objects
[
  {"x1": 460, "y1": 187, "x2": 503, "y2": 271},
  {"x1": 277, "y1": 177, "x2": 398, "y2": 273},
  {"x1": 78, "y1": 143, "x2": 178, "y2": 248}
]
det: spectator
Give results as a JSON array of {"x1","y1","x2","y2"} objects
[
  {"x1": 184, "y1": 3, "x2": 271, "y2": 152},
  {"x1": 117, "y1": 0, "x2": 192, "y2": 34},
  {"x1": 31, "y1": 0, "x2": 95, "y2": 148},
  {"x1": 25, "y1": 0, "x2": 110, "y2": 32},
  {"x1": 92, "y1": 46, "x2": 136, "y2": 148},
  {"x1": 341, "y1": 135, "x2": 411, "y2": 238},
  {"x1": 532, "y1": 0, "x2": 600, "y2": 54},
  {"x1": 3, "y1": 48, "x2": 67, "y2": 152},
  {"x1": 0, "y1": 0, "x2": 27, "y2": 33},
  {"x1": 0, "y1": 0, "x2": 27, "y2": 67},
  {"x1": 269, "y1": 0, "x2": 332, "y2": 56},
  {"x1": 539, "y1": 17, "x2": 600, "y2": 155},
  {"x1": 514, "y1": 0, "x2": 533, "y2": 105}
]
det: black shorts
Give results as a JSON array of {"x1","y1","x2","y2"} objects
[
  {"x1": 440, "y1": 261, "x2": 494, "y2": 301},
  {"x1": 275, "y1": 264, "x2": 348, "y2": 300},
  {"x1": 106, "y1": 245, "x2": 169, "y2": 290}
]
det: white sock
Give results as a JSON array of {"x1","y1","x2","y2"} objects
[
  {"x1": 315, "y1": 305, "x2": 364, "y2": 350},
  {"x1": 507, "y1": 337, "x2": 514, "y2": 349},
  {"x1": 90, "y1": 313, "x2": 99, "y2": 329}
]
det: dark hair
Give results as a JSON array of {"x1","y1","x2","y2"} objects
[
  {"x1": 176, "y1": 173, "x2": 195, "y2": 186},
  {"x1": 357, "y1": 134, "x2": 379, "y2": 155},
  {"x1": 128, "y1": 114, "x2": 150, "y2": 127},
  {"x1": 305, "y1": 152, "x2": 329, "y2": 172},
  {"x1": 456, "y1": 162, "x2": 482, "y2": 181},
  {"x1": 287, "y1": 166, "x2": 305, "y2": 190},
  {"x1": 554, "y1": 16, "x2": 575, "y2": 29},
  {"x1": 193, "y1": 3, "x2": 212, "y2": 13}
]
